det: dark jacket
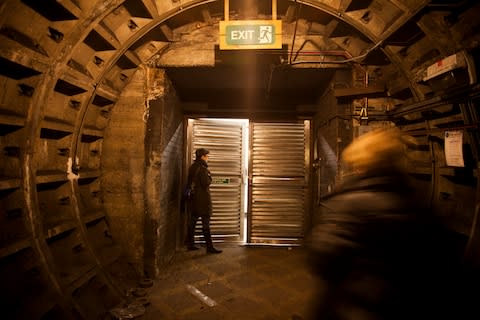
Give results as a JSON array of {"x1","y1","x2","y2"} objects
[
  {"x1": 306, "y1": 171, "x2": 463, "y2": 320},
  {"x1": 187, "y1": 159, "x2": 212, "y2": 216}
]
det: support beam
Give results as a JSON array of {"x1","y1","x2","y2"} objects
[
  {"x1": 160, "y1": 24, "x2": 174, "y2": 42},
  {"x1": 334, "y1": 85, "x2": 386, "y2": 99},
  {"x1": 139, "y1": 0, "x2": 159, "y2": 18},
  {"x1": 339, "y1": 0, "x2": 354, "y2": 12},
  {"x1": 285, "y1": 5, "x2": 296, "y2": 23},
  {"x1": 224, "y1": 0, "x2": 229, "y2": 21},
  {"x1": 324, "y1": 20, "x2": 339, "y2": 38},
  {"x1": 272, "y1": 0, "x2": 277, "y2": 20},
  {"x1": 202, "y1": 9, "x2": 213, "y2": 25}
]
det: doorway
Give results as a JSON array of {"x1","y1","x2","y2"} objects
[
  {"x1": 187, "y1": 118, "x2": 249, "y2": 243},
  {"x1": 187, "y1": 119, "x2": 310, "y2": 245}
]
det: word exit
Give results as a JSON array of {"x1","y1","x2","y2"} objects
[
  {"x1": 219, "y1": 20, "x2": 282, "y2": 50},
  {"x1": 228, "y1": 25, "x2": 274, "y2": 44}
]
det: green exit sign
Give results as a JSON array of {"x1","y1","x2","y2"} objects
[
  {"x1": 220, "y1": 20, "x2": 282, "y2": 50},
  {"x1": 226, "y1": 25, "x2": 275, "y2": 45}
]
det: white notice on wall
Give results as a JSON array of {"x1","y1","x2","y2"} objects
[{"x1": 444, "y1": 130, "x2": 465, "y2": 167}]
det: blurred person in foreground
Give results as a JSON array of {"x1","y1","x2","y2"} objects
[{"x1": 305, "y1": 127, "x2": 468, "y2": 320}]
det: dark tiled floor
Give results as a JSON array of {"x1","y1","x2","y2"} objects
[{"x1": 142, "y1": 244, "x2": 317, "y2": 320}]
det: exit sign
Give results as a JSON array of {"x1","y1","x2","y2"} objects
[{"x1": 219, "y1": 20, "x2": 282, "y2": 50}]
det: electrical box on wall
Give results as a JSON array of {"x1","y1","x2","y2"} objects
[{"x1": 421, "y1": 51, "x2": 477, "y2": 91}]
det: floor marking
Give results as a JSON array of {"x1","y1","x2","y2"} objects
[{"x1": 186, "y1": 284, "x2": 218, "y2": 307}]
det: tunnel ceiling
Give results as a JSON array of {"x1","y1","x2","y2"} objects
[
  {"x1": 1, "y1": 0, "x2": 479, "y2": 118},
  {"x1": 165, "y1": 63, "x2": 336, "y2": 109},
  {"x1": 153, "y1": 0, "x2": 480, "y2": 115}
]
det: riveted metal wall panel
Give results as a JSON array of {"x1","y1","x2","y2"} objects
[
  {"x1": 190, "y1": 119, "x2": 246, "y2": 242},
  {"x1": 249, "y1": 122, "x2": 308, "y2": 244}
]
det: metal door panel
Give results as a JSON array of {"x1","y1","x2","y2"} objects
[
  {"x1": 189, "y1": 119, "x2": 246, "y2": 241},
  {"x1": 249, "y1": 122, "x2": 308, "y2": 244}
]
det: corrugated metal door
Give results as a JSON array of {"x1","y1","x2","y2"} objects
[
  {"x1": 249, "y1": 121, "x2": 309, "y2": 244},
  {"x1": 189, "y1": 119, "x2": 247, "y2": 243}
]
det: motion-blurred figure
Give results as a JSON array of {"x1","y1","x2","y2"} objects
[{"x1": 306, "y1": 127, "x2": 466, "y2": 320}]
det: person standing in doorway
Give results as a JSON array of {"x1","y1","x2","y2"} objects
[{"x1": 186, "y1": 148, "x2": 222, "y2": 254}]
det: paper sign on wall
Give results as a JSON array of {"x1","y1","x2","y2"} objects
[{"x1": 444, "y1": 130, "x2": 464, "y2": 167}]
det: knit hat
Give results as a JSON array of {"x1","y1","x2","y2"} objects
[{"x1": 195, "y1": 148, "x2": 210, "y2": 159}]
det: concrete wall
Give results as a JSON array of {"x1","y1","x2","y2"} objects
[
  {"x1": 102, "y1": 69, "x2": 147, "y2": 275},
  {"x1": 143, "y1": 69, "x2": 184, "y2": 278},
  {"x1": 312, "y1": 69, "x2": 353, "y2": 198},
  {"x1": 102, "y1": 68, "x2": 184, "y2": 277}
]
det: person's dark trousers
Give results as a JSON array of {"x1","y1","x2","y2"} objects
[
  {"x1": 186, "y1": 213, "x2": 197, "y2": 249},
  {"x1": 187, "y1": 214, "x2": 214, "y2": 250}
]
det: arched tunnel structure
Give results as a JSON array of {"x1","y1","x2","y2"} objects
[{"x1": 1, "y1": 0, "x2": 480, "y2": 318}]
